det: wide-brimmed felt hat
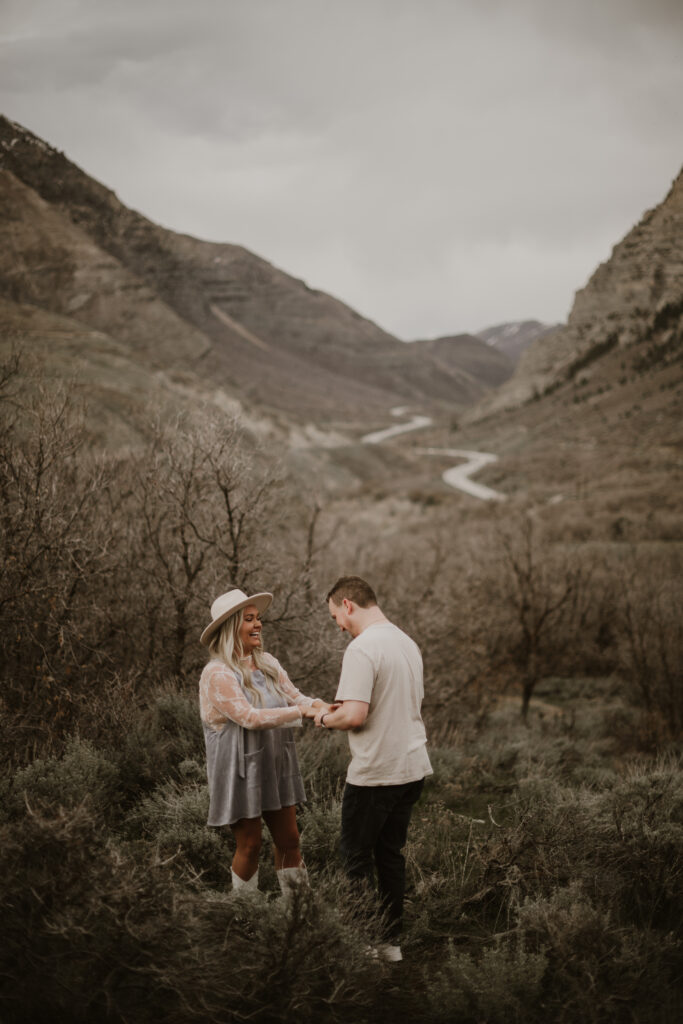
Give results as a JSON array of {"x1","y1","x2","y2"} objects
[{"x1": 200, "y1": 589, "x2": 273, "y2": 645}]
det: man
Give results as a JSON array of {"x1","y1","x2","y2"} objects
[{"x1": 315, "y1": 575, "x2": 432, "y2": 963}]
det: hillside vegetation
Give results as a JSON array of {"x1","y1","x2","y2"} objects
[{"x1": 1, "y1": 365, "x2": 681, "y2": 1023}]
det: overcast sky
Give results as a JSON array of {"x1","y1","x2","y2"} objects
[{"x1": 2, "y1": 0, "x2": 682, "y2": 339}]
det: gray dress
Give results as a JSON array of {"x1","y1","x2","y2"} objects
[{"x1": 203, "y1": 668, "x2": 306, "y2": 826}]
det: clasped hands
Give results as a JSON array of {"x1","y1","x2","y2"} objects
[{"x1": 301, "y1": 699, "x2": 340, "y2": 727}]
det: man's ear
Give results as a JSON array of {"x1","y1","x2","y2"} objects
[{"x1": 342, "y1": 598, "x2": 353, "y2": 614}]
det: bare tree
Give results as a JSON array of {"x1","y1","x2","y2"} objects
[
  {"x1": 616, "y1": 554, "x2": 683, "y2": 737},
  {"x1": 0, "y1": 384, "x2": 117, "y2": 760},
  {"x1": 127, "y1": 418, "x2": 284, "y2": 677},
  {"x1": 0, "y1": 349, "x2": 20, "y2": 397},
  {"x1": 495, "y1": 516, "x2": 591, "y2": 719}
]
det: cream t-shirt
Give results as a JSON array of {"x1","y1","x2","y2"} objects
[{"x1": 335, "y1": 621, "x2": 433, "y2": 786}]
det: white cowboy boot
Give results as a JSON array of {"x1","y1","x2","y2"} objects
[
  {"x1": 231, "y1": 868, "x2": 259, "y2": 892},
  {"x1": 276, "y1": 864, "x2": 309, "y2": 901},
  {"x1": 378, "y1": 943, "x2": 403, "y2": 962}
]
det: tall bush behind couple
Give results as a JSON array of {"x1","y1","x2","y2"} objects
[{"x1": 198, "y1": 575, "x2": 432, "y2": 964}]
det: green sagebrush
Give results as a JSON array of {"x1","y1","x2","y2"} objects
[{"x1": 0, "y1": 799, "x2": 383, "y2": 1024}]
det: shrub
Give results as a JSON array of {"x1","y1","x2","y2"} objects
[
  {"x1": 295, "y1": 727, "x2": 349, "y2": 803},
  {"x1": 591, "y1": 757, "x2": 683, "y2": 931},
  {"x1": 408, "y1": 754, "x2": 683, "y2": 954},
  {"x1": 124, "y1": 778, "x2": 230, "y2": 888},
  {"x1": 299, "y1": 797, "x2": 343, "y2": 876},
  {"x1": 0, "y1": 379, "x2": 325, "y2": 763},
  {"x1": 615, "y1": 561, "x2": 683, "y2": 737},
  {"x1": 0, "y1": 388, "x2": 120, "y2": 763},
  {"x1": 426, "y1": 940, "x2": 547, "y2": 1024},
  {"x1": 0, "y1": 800, "x2": 186, "y2": 1023},
  {"x1": 0, "y1": 801, "x2": 384, "y2": 1024},
  {"x1": 517, "y1": 883, "x2": 682, "y2": 1023},
  {"x1": 4, "y1": 736, "x2": 119, "y2": 821},
  {"x1": 116, "y1": 689, "x2": 205, "y2": 799}
]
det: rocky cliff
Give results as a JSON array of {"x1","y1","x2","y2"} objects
[{"x1": 469, "y1": 169, "x2": 683, "y2": 419}]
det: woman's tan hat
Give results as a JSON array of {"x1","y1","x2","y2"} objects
[{"x1": 200, "y1": 589, "x2": 273, "y2": 645}]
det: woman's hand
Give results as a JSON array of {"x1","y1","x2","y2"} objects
[
  {"x1": 309, "y1": 699, "x2": 333, "y2": 717},
  {"x1": 301, "y1": 704, "x2": 319, "y2": 720}
]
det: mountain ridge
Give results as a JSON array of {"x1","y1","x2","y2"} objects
[
  {"x1": 0, "y1": 115, "x2": 511, "y2": 426},
  {"x1": 409, "y1": 332, "x2": 515, "y2": 391},
  {"x1": 475, "y1": 320, "x2": 558, "y2": 364}
]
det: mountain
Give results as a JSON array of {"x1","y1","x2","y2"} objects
[
  {"x1": 412, "y1": 168, "x2": 683, "y2": 518},
  {"x1": 1, "y1": 117, "x2": 680, "y2": 519},
  {"x1": 409, "y1": 333, "x2": 514, "y2": 390},
  {"x1": 0, "y1": 116, "x2": 506, "y2": 430},
  {"x1": 476, "y1": 320, "x2": 558, "y2": 365},
  {"x1": 0, "y1": 295, "x2": 229, "y2": 449},
  {"x1": 469, "y1": 169, "x2": 683, "y2": 421}
]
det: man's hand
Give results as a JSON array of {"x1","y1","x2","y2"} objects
[
  {"x1": 329, "y1": 700, "x2": 369, "y2": 730},
  {"x1": 315, "y1": 703, "x2": 341, "y2": 727}
]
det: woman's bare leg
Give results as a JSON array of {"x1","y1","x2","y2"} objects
[
  {"x1": 230, "y1": 816, "x2": 262, "y2": 880},
  {"x1": 262, "y1": 806, "x2": 303, "y2": 870}
]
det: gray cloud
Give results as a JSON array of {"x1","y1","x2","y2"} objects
[{"x1": 1, "y1": 0, "x2": 681, "y2": 337}]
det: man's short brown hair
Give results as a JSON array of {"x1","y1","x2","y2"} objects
[{"x1": 326, "y1": 575, "x2": 377, "y2": 608}]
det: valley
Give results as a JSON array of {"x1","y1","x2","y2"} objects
[{"x1": 1, "y1": 114, "x2": 681, "y2": 1024}]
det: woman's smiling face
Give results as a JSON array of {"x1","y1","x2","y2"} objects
[{"x1": 238, "y1": 604, "x2": 263, "y2": 656}]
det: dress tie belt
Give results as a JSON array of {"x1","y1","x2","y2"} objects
[
  {"x1": 234, "y1": 667, "x2": 247, "y2": 779},
  {"x1": 237, "y1": 724, "x2": 246, "y2": 779}
]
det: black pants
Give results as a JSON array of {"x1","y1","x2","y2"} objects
[{"x1": 339, "y1": 777, "x2": 424, "y2": 942}]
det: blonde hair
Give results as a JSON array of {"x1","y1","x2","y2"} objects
[{"x1": 208, "y1": 608, "x2": 284, "y2": 706}]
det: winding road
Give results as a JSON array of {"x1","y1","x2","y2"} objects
[
  {"x1": 361, "y1": 413, "x2": 433, "y2": 445},
  {"x1": 361, "y1": 409, "x2": 506, "y2": 502},
  {"x1": 420, "y1": 447, "x2": 506, "y2": 502}
]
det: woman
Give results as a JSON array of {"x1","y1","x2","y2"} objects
[{"x1": 199, "y1": 588, "x2": 325, "y2": 894}]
